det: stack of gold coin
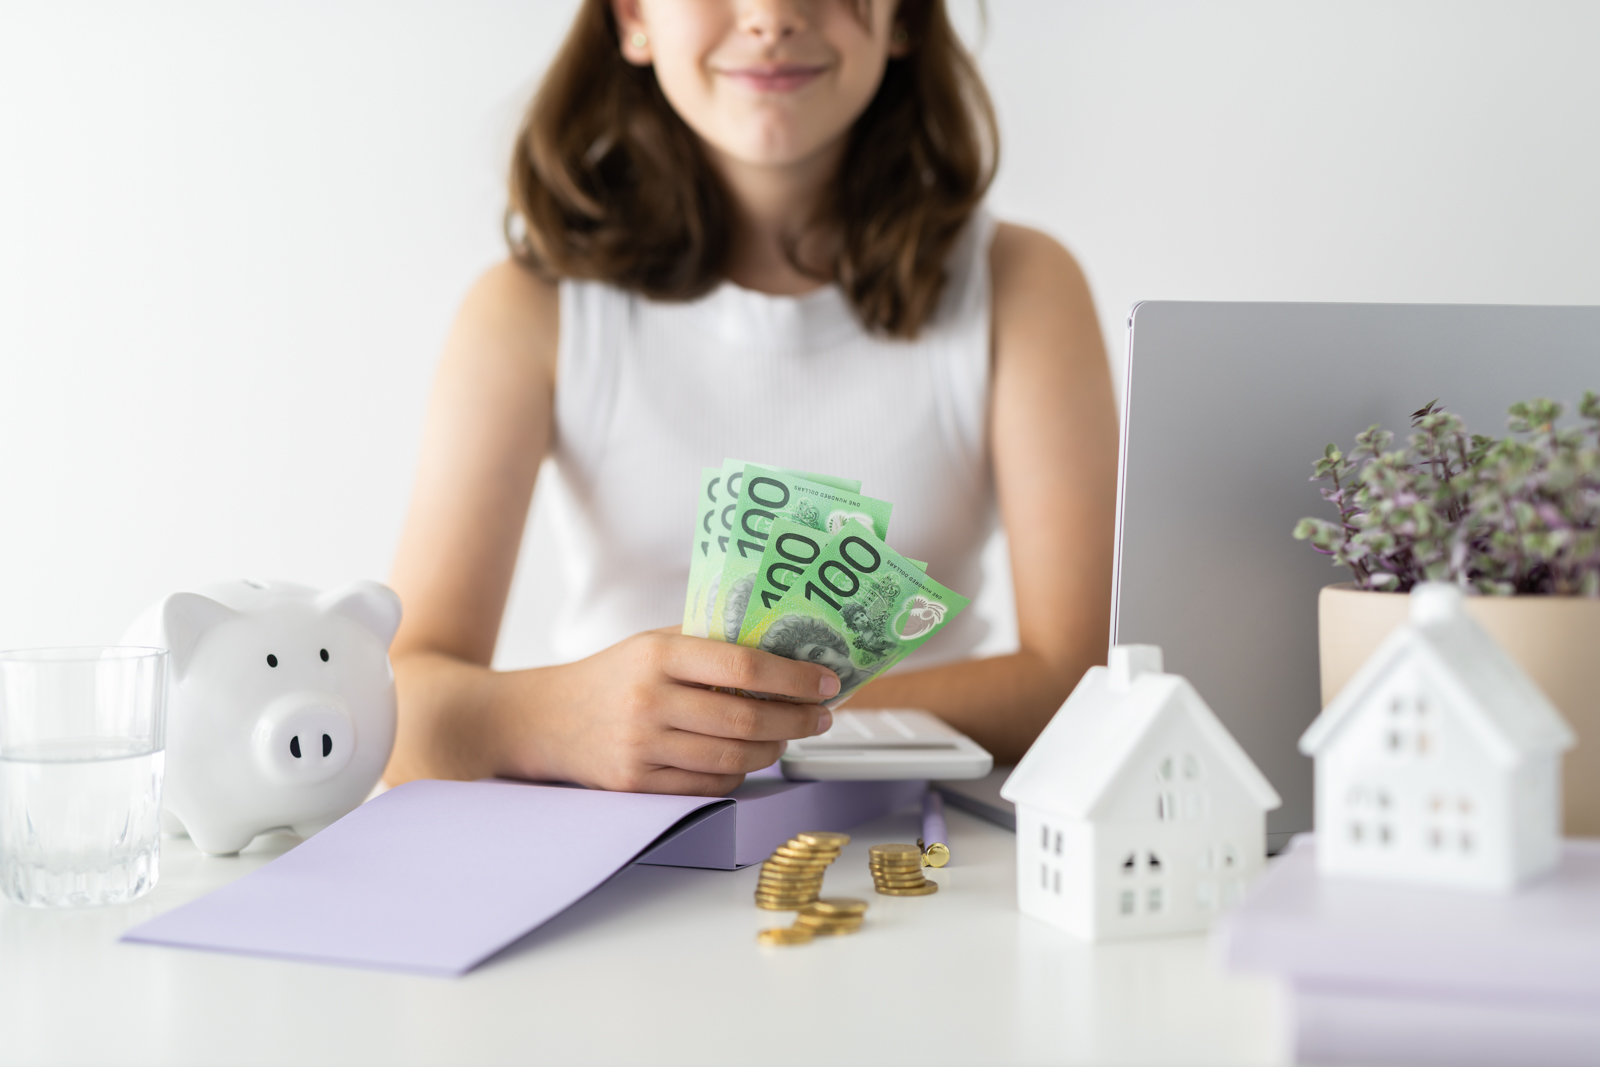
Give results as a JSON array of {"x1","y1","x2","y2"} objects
[
  {"x1": 869, "y1": 842, "x2": 939, "y2": 895},
  {"x1": 756, "y1": 897, "x2": 869, "y2": 946},
  {"x1": 754, "y1": 831, "x2": 849, "y2": 910},
  {"x1": 794, "y1": 897, "x2": 868, "y2": 936}
]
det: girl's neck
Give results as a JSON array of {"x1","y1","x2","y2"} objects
[{"x1": 705, "y1": 140, "x2": 844, "y2": 297}]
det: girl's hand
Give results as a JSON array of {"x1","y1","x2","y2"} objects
[{"x1": 492, "y1": 630, "x2": 839, "y2": 796}]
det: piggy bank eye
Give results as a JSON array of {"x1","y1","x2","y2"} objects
[
  {"x1": 266, "y1": 654, "x2": 279, "y2": 668},
  {"x1": 320, "y1": 648, "x2": 329, "y2": 662}
]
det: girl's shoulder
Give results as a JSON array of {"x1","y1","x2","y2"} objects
[
  {"x1": 987, "y1": 221, "x2": 1103, "y2": 375},
  {"x1": 448, "y1": 259, "x2": 560, "y2": 384},
  {"x1": 989, "y1": 221, "x2": 1090, "y2": 298}
]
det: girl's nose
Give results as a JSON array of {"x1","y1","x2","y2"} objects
[{"x1": 737, "y1": 0, "x2": 808, "y2": 45}]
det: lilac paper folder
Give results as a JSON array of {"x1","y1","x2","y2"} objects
[
  {"x1": 1290, "y1": 983, "x2": 1600, "y2": 1067},
  {"x1": 123, "y1": 776, "x2": 922, "y2": 975},
  {"x1": 640, "y1": 776, "x2": 925, "y2": 868},
  {"x1": 123, "y1": 781, "x2": 722, "y2": 976},
  {"x1": 1218, "y1": 834, "x2": 1600, "y2": 1066}
]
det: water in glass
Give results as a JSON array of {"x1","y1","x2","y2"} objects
[{"x1": 0, "y1": 737, "x2": 164, "y2": 907}]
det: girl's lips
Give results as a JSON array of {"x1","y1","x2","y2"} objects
[{"x1": 717, "y1": 65, "x2": 827, "y2": 93}]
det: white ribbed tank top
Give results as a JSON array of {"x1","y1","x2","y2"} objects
[{"x1": 535, "y1": 210, "x2": 997, "y2": 672}]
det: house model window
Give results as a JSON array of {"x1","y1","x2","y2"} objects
[
  {"x1": 1001, "y1": 644, "x2": 1281, "y2": 942},
  {"x1": 1299, "y1": 583, "x2": 1575, "y2": 893}
]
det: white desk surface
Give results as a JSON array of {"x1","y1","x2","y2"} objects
[{"x1": 0, "y1": 804, "x2": 1288, "y2": 1066}]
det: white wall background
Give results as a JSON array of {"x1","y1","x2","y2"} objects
[{"x1": 4, "y1": 1, "x2": 1600, "y2": 663}]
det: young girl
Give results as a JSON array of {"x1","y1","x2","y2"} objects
[{"x1": 383, "y1": 0, "x2": 1117, "y2": 795}]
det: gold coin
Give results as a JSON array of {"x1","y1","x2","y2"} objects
[
  {"x1": 869, "y1": 843, "x2": 922, "y2": 858},
  {"x1": 868, "y1": 854, "x2": 923, "y2": 865},
  {"x1": 756, "y1": 900, "x2": 811, "y2": 911},
  {"x1": 756, "y1": 889, "x2": 819, "y2": 900},
  {"x1": 872, "y1": 874, "x2": 927, "y2": 885},
  {"x1": 809, "y1": 897, "x2": 869, "y2": 916},
  {"x1": 796, "y1": 832, "x2": 851, "y2": 848},
  {"x1": 803, "y1": 921, "x2": 863, "y2": 936},
  {"x1": 757, "y1": 926, "x2": 814, "y2": 945},
  {"x1": 759, "y1": 868, "x2": 825, "y2": 880},
  {"x1": 869, "y1": 868, "x2": 925, "y2": 878},
  {"x1": 868, "y1": 863, "x2": 924, "y2": 874},
  {"x1": 876, "y1": 882, "x2": 940, "y2": 896},
  {"x1": 774, "y1": 847, "x2": 839, "y2": 862},
  {"x1": 795, "y1": 911, "x2": 863, "y2": 927}
]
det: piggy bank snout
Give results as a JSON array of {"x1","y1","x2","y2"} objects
[{"x1": 252, "y1": 695, "x2": 355, "y2": 786}]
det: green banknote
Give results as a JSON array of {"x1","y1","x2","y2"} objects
[
  {"x1": 738, "y1": 517, "x2": 830, "y2": 643},
  {"x1": 737, "y1": 521, "x2": 928, "y2": 645},
  {"x1": 738, "y1": 522, "x2": 970, "y2": 708},
  {"x1": 708, "y1": 465, "x2": 891, "y2": 643},
  {"x1": 680, "y1": 466, "x2": 724, "y2": 636},
  {"x1": 683, "y1": 460, "x2": 861, "y2": 637}
]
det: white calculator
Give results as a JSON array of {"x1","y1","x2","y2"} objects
[{"x1": 779, "y1": 709, "x2": 994, "y2": 781}]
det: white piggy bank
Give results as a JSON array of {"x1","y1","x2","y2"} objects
[{"x1": 123, "y1": 579, "x2": 401, "y2": 855}]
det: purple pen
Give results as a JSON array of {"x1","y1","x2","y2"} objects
[{"x1": 919, "y1": 789, "x2": 950, "y2": 867}]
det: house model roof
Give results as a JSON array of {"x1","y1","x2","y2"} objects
[
  {"x1": 1002, "y1": 646, "x2": 1282, "y2": 818},
  {"x1": 1299, "y1": 584, "x2": 1575, "y2": 765}
]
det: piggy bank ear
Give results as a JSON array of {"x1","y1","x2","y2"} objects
[
  {"x1": 317, "y1": 581, "x2": 402, "y2": 647},
  {"x1": 163, "y1": 593, "x2": 239, "y2": 680}
]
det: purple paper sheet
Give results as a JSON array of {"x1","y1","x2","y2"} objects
[
  {"x1": 1289, "y1": 983, "x2": 1600, "y2": 1067},
  {"x1": 1218, "y1": 834, "x2": 1600, "y2": 1003},
  {"x1": 1219, "y1": 834, "x2": 1600, "y2": 1065},
  {"x1": 123, "y1": 781, "x2": 724, "y2": 976},
  {"x1": 123, "y1": 775, "x2": 925, "y2": 975}
]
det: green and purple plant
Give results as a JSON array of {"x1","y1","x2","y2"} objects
[{"x1": 1294, "y1": 394, "x2": 1600, "y2": 596}]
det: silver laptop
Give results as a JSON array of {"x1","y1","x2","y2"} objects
[{"x1": 1114, "y1": 302, "x2": 1599, "y2": 849}]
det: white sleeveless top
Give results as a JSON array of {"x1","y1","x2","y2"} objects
[{"x1": 536, "y1": 210, "x2": 998, "y2": 671}]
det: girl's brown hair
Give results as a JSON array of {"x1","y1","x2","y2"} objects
[{"x1": 506, "y1": 0, "x2": 997, "y2": 339}]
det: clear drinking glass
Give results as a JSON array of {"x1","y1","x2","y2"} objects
[{"x1": 0, "y1": 647, "x2": 167, "y2": 907}]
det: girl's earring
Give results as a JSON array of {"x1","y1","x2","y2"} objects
[
  {"x1": 630, "y1": 31, "x2": 648, "y2": 49},
  {"x1": 891, "y1": 26, "x2": 909, "y2": 47}
]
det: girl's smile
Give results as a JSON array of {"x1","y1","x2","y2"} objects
[{"x1": 713, "y1": 62, "x2": 830, "y2": 94}]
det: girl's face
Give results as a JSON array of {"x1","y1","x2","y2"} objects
[{"x1": 614, "y1": 0, "x2": 904, "y2": 169}]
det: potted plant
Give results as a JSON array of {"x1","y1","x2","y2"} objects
[{"x1": 1295, "y1": 395, "x2": 1600, "y2": 835}]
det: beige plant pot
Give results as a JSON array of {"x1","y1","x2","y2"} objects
[{"x1": 1319, "y1": 583, "x2": 1600, "y2": 837}]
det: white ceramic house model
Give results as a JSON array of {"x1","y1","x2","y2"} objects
[
  {"x1": 1299, "y1": 583, "x2": 1575, "y2": 892},
  {"x1": 1001, "y1": 646, "x2": 1281, "y2": 941}
]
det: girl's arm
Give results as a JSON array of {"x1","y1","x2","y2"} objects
[
  {"x1": 849, "y1": 223, "x2": 1119, "y2": 763},
  {"x1": 384, "y1": 263, "x2": 835, "y2": 793}
]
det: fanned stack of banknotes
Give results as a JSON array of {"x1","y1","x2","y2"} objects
[{"x1": 681, "y1": 460, "x2": 969, "y2": 709}]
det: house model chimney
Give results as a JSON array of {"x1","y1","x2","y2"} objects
[
  {"x1": 1108, "y1": 644, "x2": 1164, "y2": 694},
  {"x1": 1409, "y1": 581, "x2": 1465, "y2": 626}
]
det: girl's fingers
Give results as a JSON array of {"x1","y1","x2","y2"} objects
[
  {"x1": 657, "y1": 635, "x2": 840, "y2": 701},
  {"x1": 652, "y1": 729, "x2": 787, "y2": 778},
  {"x1": 662, "y1": 685, "x2": 826, "y2": 741},
  {"x1": 633, "y1": 767, "x2": 747, "y2": 797}
]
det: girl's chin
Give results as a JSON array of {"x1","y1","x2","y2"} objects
[{"x1": 704, "y1": 123, "x2": 846, "y2": 171}]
